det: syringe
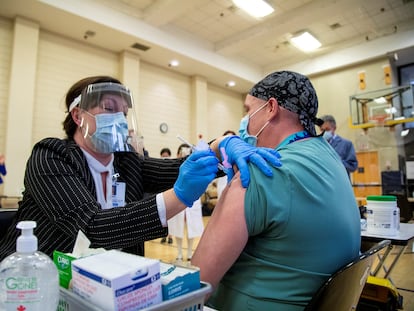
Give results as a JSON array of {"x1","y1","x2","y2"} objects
[{"x1": 176, "y1": 135, "x2": 225, "y2": 171}]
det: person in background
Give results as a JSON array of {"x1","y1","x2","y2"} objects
[
  {"x1": 192, "y1": 71, "x2": 361, "y2": 310},
  {"x1": 160, "y1": 147, "x2": 171, "y2": 159},
  {"x1": 159, "y1": 146, "x2": 173, "y2": 244},
  {"x1": 201, "y1": 130, "x2": 236, "y2": 216},
  {"x1": 0, "y1": 75, "x2": 282, "y2": 261},
  {"x1": 320, "y1": 114, "x2": 358, "y2": 176},
  {"x1": 167, "y1": 143, "x2": 204, "y2": 261},
  {"x1": 0, "y1": 154, "x2": 6, "y2": 185},
  {"x1": 222, "y1": 130, "x2": 237, "y2": 136},
  {"x1": 200, "y1": 179, "x2": 218, "y2": 216},
  {"x1": 0, "y1": 154, "x2": 6, "y2": 208}
]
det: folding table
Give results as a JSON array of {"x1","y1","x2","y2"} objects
[{"x1": 361, "y1": 223, "x2": 414, "y2": 283}]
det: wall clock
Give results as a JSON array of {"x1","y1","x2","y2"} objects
[{"x1": 159, "y1": 122, "x2": 168, "y2": 133}]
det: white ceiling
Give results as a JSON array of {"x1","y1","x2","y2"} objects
[{"x1": 2, "y1": 0, "x2": 414, "y2": 93}]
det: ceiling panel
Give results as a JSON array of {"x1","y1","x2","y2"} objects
[{"x1": 1, "y1": 0, "x2": 414, "y2": 92}]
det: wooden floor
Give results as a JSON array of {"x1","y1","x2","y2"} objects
[
  {"x1": 145, "y1": 216, "x2": 414, "y2": 310},
  {"x1": 380, "y1": 244, "x2": 414, "y2": 310}
]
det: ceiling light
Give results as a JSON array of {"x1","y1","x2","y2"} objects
[
  {"x1": 290, "y1": 31, "x2": 321, "y2": 52},
  {"x1": 226, "y1": 81, "x2": 236, "y2": 87},
  {"x1": 168, "y1": 60, "x2": 179, "y2": 67},
  {"x1": 232, "y1": 0, "x2": 274, "y2": 18}
]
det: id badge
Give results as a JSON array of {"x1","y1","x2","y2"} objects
[{"x1": 112, "y1": 182, "x2": 126, "y2": 207}]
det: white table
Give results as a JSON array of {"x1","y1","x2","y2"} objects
[{"x1": 361, "y1": 223, "x2": 414, "y2": 282}]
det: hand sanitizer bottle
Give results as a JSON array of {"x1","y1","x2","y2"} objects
[{"x1": 0, "y1": 221, "x2": 59, "y2": 311}]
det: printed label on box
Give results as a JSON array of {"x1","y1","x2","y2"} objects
[
  {"x1": 160, "y1": 262, "x2": 200, "y2": 300},
  {"x1": 54, "y1": 251, "x2": 77, "y2": 289},
  {"x1": 71, "y1": 250, "x2": 162, "y2": 311}
]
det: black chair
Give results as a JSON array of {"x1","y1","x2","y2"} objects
[
  {"x1": 304, "y1": 240, "x2": 391, "y2": 311},
  {"x1": 0, "y1": 208, "x2": 18, "y2": 237}
]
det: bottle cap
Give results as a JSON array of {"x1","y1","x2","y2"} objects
[
  {"x1": 366, "y1": 195, "x2": 396, "y2": 202},
  {"x1": 16, "y1": 221, "x2": 38, "y2": 253}
]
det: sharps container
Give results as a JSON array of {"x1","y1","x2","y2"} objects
[{"x1": 366, "y1": 195, "x2": 399, "y2": 236}]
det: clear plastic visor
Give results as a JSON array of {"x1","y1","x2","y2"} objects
[
  {"x1": 76, "y1": 82, "x2": 143, "y2": 154},
  {"x1": 79, "y1": 82, "x2": 132, "y2": 113}
]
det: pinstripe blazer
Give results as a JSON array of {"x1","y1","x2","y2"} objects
[{"x1": 0, "y1": 138, "x2": 184, "y2": 260}]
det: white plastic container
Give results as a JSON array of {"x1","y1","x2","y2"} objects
[
  {"x1": 0, "y1": 221, "x2": 59, "y2": 311},
  {"x1": 366, "y1": 195, "x2": 399, "y2": 236}
]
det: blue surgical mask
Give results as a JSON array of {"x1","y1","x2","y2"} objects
[
  {"x1": 85, "y1": 112, "x2": 129, "y2": 153},
  {"x1": 323, "y1": 130, "x2": 333, "y2": 141},
  {"x1": 238, "y1": 101, "x2": 270, "y2": 146}
]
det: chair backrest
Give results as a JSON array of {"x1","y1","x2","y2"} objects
[
  {"x1": 304, "y1": 239, "x2": 391, "y2": 311},
  {"x1": 0, "y1": 208, "x2": 18, "y2": 238}
]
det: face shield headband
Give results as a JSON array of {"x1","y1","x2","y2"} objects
[{"x1": 69, "y1": 82, "x2": 133, "y2": 113}]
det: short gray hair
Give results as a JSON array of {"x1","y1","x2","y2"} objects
[{"x1": 321, "y1": 115, "x2": 336, "y2": 127}]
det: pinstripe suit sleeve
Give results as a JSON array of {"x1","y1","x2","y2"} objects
[{"x1": 0, "y1": 138, "x2": 180, "y2": 258}]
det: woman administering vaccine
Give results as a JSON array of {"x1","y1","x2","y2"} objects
[{"x1": 0, "y1": 75, "x2": 281, "y2": 260}]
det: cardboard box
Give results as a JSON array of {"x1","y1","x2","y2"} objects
[
  {"x1": 71, "y1": 250, "x2": 162, "y2": 311},
  {"x1": 54, "y1": 250, "x2": 77, "y2": 289},
  {"x1": 53, "y1": 231, "x2": 106, "y2": 289},
  {"x1": 160, "y1": 262, "x2": 200, "y2": 301}
]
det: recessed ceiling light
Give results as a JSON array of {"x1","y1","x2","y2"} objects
[
  {"x1": 168, "y1": 60, "x2": 179, "y2": 67},
  {"x1": 226, "y1": 81, "x2": 236, "y2": 87},
  {"x1": 290, "y1": 31, "x2": 321, "y2": 52},
  {"x1": 232, "y1": 0, "x2": 274, "y2": 18}
]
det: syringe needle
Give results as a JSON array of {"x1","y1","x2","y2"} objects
[
  {"x1": 176, "y1": 134, "x2": 225, "y2": 172},
  {"x1": 176, "y1": 135, "x2": 195, "y2": 150}
]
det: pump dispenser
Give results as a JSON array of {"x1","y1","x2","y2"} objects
[
  {"x1": 0, "y1": 221, "x2": 59, "y2": 311},
  {"x1": 16, "y1": 221, "x2": 37, "y2": 253}
]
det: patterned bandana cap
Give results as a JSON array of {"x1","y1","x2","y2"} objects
[{"x1": 249, "y1": 71, "x2": 320, "y2": 136}]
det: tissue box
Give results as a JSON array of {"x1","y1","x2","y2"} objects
[
  {"x1": 71, "y1": 250, "x2": 162, "y2": 311},
  {"x1": 53, "y1": 230, "x2": 106, "y2": 289},
  {"x1": 160, "y1": 262, "x2": 200, "y2": 300},
  {"x1": 54, "y1": 251, "x2": 77, "y2": 289}
]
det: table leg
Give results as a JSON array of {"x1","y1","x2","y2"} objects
[
  {"x1": 371, "y1": 244, "x2": 392, "y2": 276},
  {"x1": 371, "y1": 244, "x2": 408, "y2": 288},
  {"x1": 383, "y1": 245, "x2": 408, "y2": 279}
]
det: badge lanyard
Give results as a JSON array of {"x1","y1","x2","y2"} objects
[{"x1": 276, "y1": 130, "x2": 311, "y2": 149}]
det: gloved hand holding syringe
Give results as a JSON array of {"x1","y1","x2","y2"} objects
[
  {"x1": 173, "y1": 135, "x2": 220, "y2": 207},
  {"x1": 177, "y1": 134, "x2": 282, "y2": 188}
]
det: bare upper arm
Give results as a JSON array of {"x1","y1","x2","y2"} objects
[{"x1": 191, "y1": 172, "x2": 248, "y2": 290}]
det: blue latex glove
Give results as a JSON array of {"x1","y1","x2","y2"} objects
[
  {"x1": 219, "y1": 136, "x2": 282, "y2": 188},
  {"x1": 174, "y1": 149, "x2": 219, "y2": 207}
]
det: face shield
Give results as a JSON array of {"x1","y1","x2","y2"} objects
[{"x1": 70, "y1": 82, "x2": 142, "y2": 155}]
